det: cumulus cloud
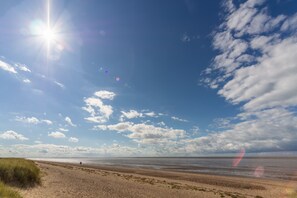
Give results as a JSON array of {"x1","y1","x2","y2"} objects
[
  {"x1": 185, "y1": 108, "x2": 297, "y2": 153},
  {"x1": 1, "y1": 143, "x2": 139, "y2": 157},
  {"x1": 198, "y1": 0, "x2": 297, "y2": 153},
  {"x1": 94, "y1": 90, "x2": 116, "y2": 100},
  {"x1": 82, "y1": 90, "x2": 115, "y2": 123},
  {"x1": 65, "y1": 116, "x2": 76, "y2": 127},
  {"x1": 0, "y1": 60, "x2": 17, "y2": 74},
  {"x1": 120, "y1": 110, "x2": 143, "y2": 120},
  {"x1": 59, "y1": 128, "x2": 69, "y2": 132},
  {"x1": 94, "y1": 122, "x2": 186, "y2": 144},
  {"x1": 68, "y1": 137, "x2": 79, "y2": 143},
  {"x1": 205, "y1": 0, "x2": 297, "y2": 111},
  {"x1": 48, "y1": 131, "x2": 66, "y2": 138},
  {"x1": 0, "y1": 130, "x2": 28, "y2": 141},
  {"x1": 15, "y1": 116, "x2": 53, "y2": 125}
]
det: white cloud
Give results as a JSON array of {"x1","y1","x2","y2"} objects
[
  {"x1": 199, "y1": 0, "x2": 297, "y2": 153},
  {"x1": 34, "y1": 140, "x2": 42, "y2": 144},
  {"x1": 15, "y1": 63, "x2": 31, "y2": 72},
  {"x1": 121, "y1": 110, "x2": 143, "y2": 120},
  {"x1": 93, "y1": 125, "x2": 108, "y2": 131},
  {"x1": 68, "y1": 137, "x2": 79, "y2": 143},
  {"x1": 204, "y1": 0, "x2": 297, "y2": 111},
  {"x1": 48, "y1": 131, "x2": 66, "y2": 139},
  {"x1": 94, "y1": 90, "x2": 116, "y2": 100},
  {"x1": 65, "y1": 116, "x2": 76, "y2": 127},
  {"x1": 59, "y1": 128, "x2": 69, "y2": 132},
  {"x1": 184, "y1": 108, "x2": 297, "y2": 153},
  {"x1": 82, "y1": 91, "x2": 115, "y2": 124},
  {"x1": 119, "y1": 110, "x2": 158, "y2": 121},
  {"x1": 54, "y1": 81, "x2": 65, "y2": 89},
  {"x1": 0, "y1": 130, "x2": 28, "y2": 141},
  {"x1": 16, "y1": 116, "x2": 39, "y2": 124},
  {"x1": 94, "y1": 122, "x2": 186, "y2": 144},
  {"x1": 0, "y1": 60, "x2": 17, "y2": 74},
  {"x1": 15, "y1": 116, "x2": 53, "y2": 125},
  {"x1": 23, "y1": 79, "x2": 31, "y2": 83},
  {"x1": 0, "y1": 143, "x2": 140, "y2": 157},
  {"x1": 85, "y1": 116, "x2": 107, "y2": 123},
  {"x1": 205, "y1": 1, "x2": 297, "y2": 110},
  {"x1": 171, "y1": 116, "x2": 188, "y2": 122},
  {"x1": 144, "y1": 112, "x2": 157, "y2": 117},
  {"x1": 42, "y1": 119, "x2": 53, "y2": 125}
]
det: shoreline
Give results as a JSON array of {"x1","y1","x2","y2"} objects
[
  {"x1": 28, "y1": 157, "x2": 297, "y2": 181},
  {"x1": 33, "y1": 159, "x2": 295, "y2": 182},
  {"x1": 16, "y1": 160, "x2": 297, "y2": 198}
]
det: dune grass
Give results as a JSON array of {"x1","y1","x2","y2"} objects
[
  {"x1": 0, "y1": 158, "x2": 41, "y2": 198},
  {"x1": 0, "y1": 181, "x2": 22, "y2": 198},
  {"x1": 0, "y1": 158, "x2": 40, "y2": 187}
]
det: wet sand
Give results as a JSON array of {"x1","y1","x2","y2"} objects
[{"x1": 17, "y1": 161, "x2": 297, "y2": 198}]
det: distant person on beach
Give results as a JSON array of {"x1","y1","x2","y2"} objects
[{"x1": 80, "y1": 162, "x2": 82, "y2": 165}]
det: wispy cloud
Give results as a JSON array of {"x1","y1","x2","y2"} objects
[
  {"x1": 119, "y1": 110, "x2": 158, "y2": 121},
  {"x1": 68, "y1": 137, "x2": 79, "y2": 143},
  {"x1": 0, "y1": 60, "x2": 17, "y2": 74},
  {"x1": 0, "y1": 130, "x2": 28, "y2": 141},
  {"x1": 197, "y1": 0, "x2": 297, "y2": 153},
  {"x1": 15, "y1": 63, "x2": 31, "y2": 73},
  {"x1": 23, "y1": 79, "x2": 31, "y2": 83},
  {"x1": 65, "y1": 116, "x2": 76, "y2": 127},
  {"x1": 181, "y1": 33, "x2": 191, "y2": 42},
  {"x1": 58, "y1": 128, "x2": 69, "y2": 132},
  {"x1": 171, "y1": 116, "x2": 188, "y2": 122},
  {"x1": 15, "y1": 116, "x2": 53, "y2": 125},
  {"x1": 54, "y1": 81, "x2": 65, "y2": 89}
]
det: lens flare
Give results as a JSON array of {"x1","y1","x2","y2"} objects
[
  {"x1": 232, "y1": 148, "x2": 245, "y2": 167},
  {"x1": 254, "y1": 166, "x2": 264, "y2": 177}
]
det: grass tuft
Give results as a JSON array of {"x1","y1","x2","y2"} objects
[
  {"x1": 0, "y1": 158, "x2": 40, "y2": 187},
  {"x1": 0, "y1": 181, "x2": 22, "y2": 198}
]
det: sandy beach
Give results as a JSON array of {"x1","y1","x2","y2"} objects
[{"x1": 15, "y1": 161, "x2": 296, "y2": 198}]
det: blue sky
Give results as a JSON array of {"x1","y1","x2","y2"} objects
[{"x1": 0, "y1": 0, "x2": 297, "y2": 157}]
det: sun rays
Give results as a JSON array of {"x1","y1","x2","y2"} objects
[{"x1": 28, "y1": 0, "x2": 64, "y2": 59}]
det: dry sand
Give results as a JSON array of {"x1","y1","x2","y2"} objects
[{"x1": 17, "y1": 161, "x2": 297, "y2": 198}]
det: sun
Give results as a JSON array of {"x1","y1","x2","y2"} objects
[{"x1": 42, "y1": 28, "x2": 56, "y2": 44}]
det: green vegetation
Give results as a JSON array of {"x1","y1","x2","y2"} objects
[
  {"x1": 0, "y1": 158, "x2": 41, "y2": 198},
  {"x1": 0, "y1": 158, "x2": 40, "y2": 187},
  {"x1": 0, "y1": 182, "x2": 22, "y2": 198}
]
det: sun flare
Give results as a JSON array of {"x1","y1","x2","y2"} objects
[{"x1": 42, "y1": 28, "x2": 56, "y2": 44}]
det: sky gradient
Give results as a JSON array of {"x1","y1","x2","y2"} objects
[{"x1": 1, "y1": 0, "x2": 297, "y2": 157}]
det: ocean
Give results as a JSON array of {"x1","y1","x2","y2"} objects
[{"x1": 29, "y1": 157, "x2": 297, "y2": 180}]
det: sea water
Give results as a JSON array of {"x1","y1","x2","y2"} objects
[{"x1": 30, "y1": 157, "x2": 297, "y2": 180}]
